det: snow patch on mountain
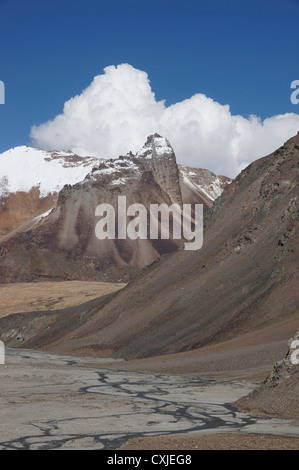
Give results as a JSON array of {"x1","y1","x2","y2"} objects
[
  {"x1": 0, "y1": 146, "x2": 99, "y2": 198},
  {"x1": 180, "y1": 165, "x2": 231, "y2": 201},
  {"x1": 24, "y1": 208, "x2": 54, "y2": 232}
]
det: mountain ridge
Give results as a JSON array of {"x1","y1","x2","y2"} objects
[{"x1": 0, "y1": 134, "x2": 230, "y2": 282}]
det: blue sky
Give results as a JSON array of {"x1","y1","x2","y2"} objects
[{"x1": 0, "y1": 0, "x2": 298, "y2": 174}]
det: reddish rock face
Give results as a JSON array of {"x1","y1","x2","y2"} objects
[{"x1": 0, "y1": 188, "x2": 57, "y2": 238}]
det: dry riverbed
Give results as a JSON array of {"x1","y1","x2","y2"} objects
[{"x1": 0, "y1": 348, "x2": 298, "y2": 450}]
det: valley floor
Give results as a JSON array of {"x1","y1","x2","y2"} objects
[
  {"x1": 0, "y1": 348, "x2": 298, "y2": 450},
  {"x1": 0, "y1": 281, "x2": 298, "y2": 450}
]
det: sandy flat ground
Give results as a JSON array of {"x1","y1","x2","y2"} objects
[
  {"x1": 120, "y1": 432, "x2": 299, "y2": 450},
  {"x1": 0, "y1": 281, "x2": 126, "y2": 317}
]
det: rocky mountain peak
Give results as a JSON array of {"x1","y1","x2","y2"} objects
[
  {"x1": 136, "y1": 133, "x2": 174, "y2": 159},
  {"x1": 134, "y1": 133, "x2": 182, "y2": 205}
]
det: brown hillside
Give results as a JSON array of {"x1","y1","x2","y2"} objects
[{"x1": 1, "y1": 133, "x2": 298, "y2": 364}]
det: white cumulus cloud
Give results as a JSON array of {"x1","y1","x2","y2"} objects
[{"x1": 30, "y1": 63, "x2": 299, "y2": 178}]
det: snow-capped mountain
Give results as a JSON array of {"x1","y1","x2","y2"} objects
[
  {"x1": 0, "y1": 138, "x2": 230, "y2": 203},
  {"x1": 0, "y1": 134, "x2": 231, "y2": 282}
]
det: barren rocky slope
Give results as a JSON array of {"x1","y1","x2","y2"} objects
[{"x1": 0, "y1": 133, "x2": 297, "y2": 363}]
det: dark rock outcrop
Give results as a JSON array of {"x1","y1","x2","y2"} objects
[{"x1": 234, "y1": 332, "x2": 299, "y2": 419}]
